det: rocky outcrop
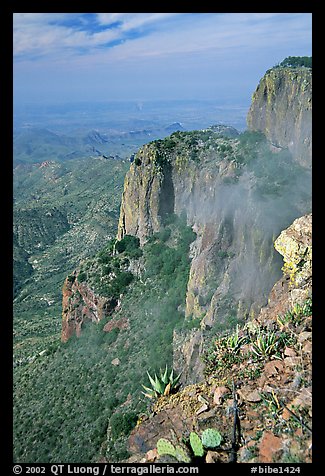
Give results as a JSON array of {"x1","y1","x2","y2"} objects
[
  {"x1": 62, "y1": 63, "x2": 312, "y2": 386},
  {"x1": 115, "y1": 64, "x2": 312, "y2": 386},
  {"x1": 247, "y1": 66, "x2": 312, "y2": 168},
  {"x1": 117, "y1": 145, "x2": 167, "y2": 244},
  {"x1": 256, "y1": 213, "x2": 312, "y2": 326},
  {"x1": 274, "y1": 213, "x2": 312, "y2": 288},
  {"x1": 61, "y1": 273, "x2": 117, "y2": 342}
]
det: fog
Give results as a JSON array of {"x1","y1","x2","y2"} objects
[{"x1": 174, "y1": 133, "x2": 312, "y2": 325}]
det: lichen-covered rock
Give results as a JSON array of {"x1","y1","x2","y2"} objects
[
  {"x1": 247, "y1": 66, "x2": 312, "y2": 168},
  {"x1": 274, "y1": 213, "x2": 312, "y2": 288}
]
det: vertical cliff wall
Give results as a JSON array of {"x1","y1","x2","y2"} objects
[
  {"x1": 247, "y1": 66, "x2": 312, "y2": 168},
  {"x1": 116, "y1": 65, "x2": 312, "y2": 384}
]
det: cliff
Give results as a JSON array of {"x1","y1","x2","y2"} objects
[
  {"x1": 247, "y1": 66, "x2": 312, "y2": 168},
  {"x1": 124, "y1": 213, "x2": 312, "y2": 464},
  {"x1": 116, "y1": 130, "x2": 311, "y2": 384}
]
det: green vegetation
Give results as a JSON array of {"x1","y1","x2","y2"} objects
[
  {"x1": 13, "y1": 215, "x2": 196, "y2": 463},
  {"x1": 201, "y1": 428, "x2": 222, "y2": 448},
  {"x1": 142, "y1": 366, "x2": 181, "y2": 399},
  {"x1": 147, "y1": 129, "x2": 241, "y2": 170},
  {"x1": 156, "y1": 427, "x2": 222, "y2": 462},
  {"x1": 277, "y1": 298, "x2": 312, "y2": 328},
  {"x1": 203, "y1": 298, "x2": 312, "y2": 378},
  {"x1": 109, "y1": 412, "x2": 138, "y2": 441},
  {"x1": 13, "y1": 157, "x2": 129, "y2": 356},
  {"x1": 250, "y1": 330, "x2": 280, "y2": 359},
  {"x1": 277, "y1": 56, "x2": 312, "y2": 69},
  {"x1": 13, "y1": 112, "x2": 312, "y2": 463},
  {"x1": 189, "y1": 432, "x2": 204, "y2": 457},
  {"x1": 115, "y1": 235, "x2": 142, "y2": 258}
]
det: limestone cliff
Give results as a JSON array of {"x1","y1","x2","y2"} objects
[
  {"x1": 247, "y1": 66, "x2": 312, "y2": 168},
  {"x1": 116, "y1": 125, "x2": 311, "y2": 384}
]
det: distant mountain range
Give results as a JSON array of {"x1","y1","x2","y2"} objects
[{"x1": 13, "y1": 123, "x2": 186, "y2": 165}]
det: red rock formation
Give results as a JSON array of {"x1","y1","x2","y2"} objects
[{"x1": 61, "y1": 274, "x2": 117, "y2": 342}]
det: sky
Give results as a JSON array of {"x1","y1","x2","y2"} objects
[{"x1": 13, "y1": 13, "x2": 312, "y2": 106}]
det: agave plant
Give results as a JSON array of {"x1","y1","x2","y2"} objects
[
  {"x1": 142, "y1": 365, "x2": 182, "y2": 399},
  {"x1": 226, "y1": 326, "x2": 248, "y2": 354},
  {"x1": 251, "y1": 330, "x2": 280, "y2": 358}
]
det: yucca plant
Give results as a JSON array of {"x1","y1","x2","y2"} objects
[{"x1": 142, "y1": 365, "x2": 182, "y2": 399}]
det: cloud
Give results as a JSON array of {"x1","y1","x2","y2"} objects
[
  {"x1": 13, "y1": 13, "x2": 312, "y2": 103},
  {"x1": 13, "y1": 13, "x2": 182, "y2": 61},
  {"x1": 13, "y1": 13, "x2": 311, "y2": 65},
  {"x1": 96, "y1": 13, "x2": 179, "y2": 30}
]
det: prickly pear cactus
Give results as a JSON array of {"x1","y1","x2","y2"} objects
[
  {"x1": 157, "y1": 438, "x2": 176, "y2": 457},
  {"x1": 175, "y1": 445, "x2": 191, "y2": 463},
  {"x1": 201, "y1": 428, "x2": 222, "y2": 448},
  {"x1": 189, "y1": 432, "x2": 204, "y2": 457}
]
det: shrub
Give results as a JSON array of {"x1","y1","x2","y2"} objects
[
  {"x1": 278, "y1": 56, "x2": 312, "y2": 68},
  {"x1": 78, "y1": 271, "x2": 87, "y2": 282},
  {"x1": 115, "y1": 235, "x2": 141, "y2": 257},
  {"x1": 109, "y1": 412, "x2": 138, "y2": 441}
]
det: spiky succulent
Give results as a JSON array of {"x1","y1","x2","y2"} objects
[
  {"x1": 226, "y1": 325, "x2": 248, "y2": 353},
  {"x1": 251, "y1": 330, "x2": 280, "y2": 358},
  {"x1": 142, "y1": 365, "x2": 181, "y2": 399}
]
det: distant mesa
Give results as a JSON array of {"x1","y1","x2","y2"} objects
[
  {"x1": 128, "y1": 129, "x2": 152, "y2": 137},
  {"x1": 164, "y1": 122, "x2": 185, "y2": 133},
  {"x1": 207, "y1": 124, "x2": 239, "y2": 138}
]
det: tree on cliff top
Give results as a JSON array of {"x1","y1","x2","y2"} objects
[{"x1": 277, "y1": 56, "x2": 312, "y2": 68}]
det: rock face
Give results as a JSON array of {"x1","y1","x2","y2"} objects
[
  {"x1": 123, "y1": 213, "x2": 312, "y2": 464},
  {"x1": 62, "y1": 64, "x2": 312, "y2": 389},
  {"x1": 61, "y1": 273, "x2": 117, "y2": 342},
  {"x1": 257, "y1": 213, "x2": 312, "y2": 325},
  {"x1": 117, "y1": 131, "x2": 311, "y2": 385},
  {"x1": 59, "y1": 61, "x2": 312, "y2": 463},
  {"x1": 247, "y1": 66, "x2": 312, "y2": 168},
  {"x1": 274, "y1": 213, "x2": 312, "y2": 288},
  {"x1": 117, "y1": 145, "x2": 167, "y2": 244}
]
